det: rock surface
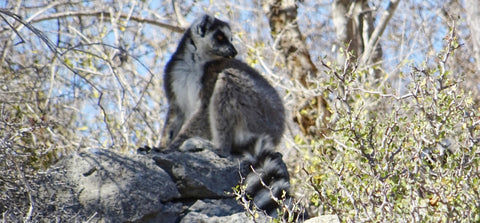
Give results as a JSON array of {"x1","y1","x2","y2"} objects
[
  {"x1": 28, "y1": 138, "x2": 337, "y2": 222},
  {"x1": 152, "y1": 148, "x2": 246, "y2": 199},
  {"x1": 304, "y1": 215, "x2": 341, "y2": 223},
  {"x1": 61, "y1": 149, "x2": 180, "y2": 222},
  {"x1": 40, "y1": 138, "x2": 256, "y2": 222}
]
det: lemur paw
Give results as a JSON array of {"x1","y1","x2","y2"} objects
[
  {"x1": 137, "y1": 145, "x2": 162, "y2": 154},
  {"x1": 179, "y1": 137, "x2": 212, "y2": 152}
]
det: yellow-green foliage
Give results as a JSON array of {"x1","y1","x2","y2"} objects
[{"x1": 304, "y1": 39, "x2": 480, "y2": 222}]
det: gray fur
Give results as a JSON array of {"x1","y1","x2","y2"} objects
[
  {"x1": 206, "y1": 59, "x2": 285, "y2": 155},
  {"x1": 160, "y1": 15, "x2": 237, "y2": 148},
  {"x1": 159, "y1": 15, "x2": 299, "y2": 217},
  {"x1": 166, "y1": 57, "x2": 285, "y2": 156}
]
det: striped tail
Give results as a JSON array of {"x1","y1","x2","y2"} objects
[{"x1": 243, "y1": 136, "x2": 292, "y2": 215}]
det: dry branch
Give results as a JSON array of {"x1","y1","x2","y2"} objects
[{"x1": 31, "y1": 10, "x2": 186, "y2": 33}]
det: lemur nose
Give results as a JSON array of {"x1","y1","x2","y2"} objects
[{"x1": 229, "y1": 47, "x2": 238, "y2": 58}]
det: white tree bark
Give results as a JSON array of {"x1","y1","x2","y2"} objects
[
  {"x1": 465, "y1": 0, "x2": 480, "y2": 71},
  {"x1": 359, "y1": 0, "x2": 400, "y2": 67},
  {"x1": 332, "y1": 0, "x2": 400, "y2": 80},
  {"x1": 263, "y1": 0, "x2": 330, "y2": 137}
]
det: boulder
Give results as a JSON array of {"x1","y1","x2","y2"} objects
[
  {"x1": 46, "y1": 139, "x2": 252, "y2": 222},
  {"x1": 31, "y1": 138, "x2": 327, "y2": 222},
  {"x1": 152, "y1": 148, "x2": 246, "y2": 198},
  {"x1": 55, "y1": 148, "x2": 181, "y2": 222},
  {"x1": 304, "y1": 215, "x2": 341, "y2": 223}
]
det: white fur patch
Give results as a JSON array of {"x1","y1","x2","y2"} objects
[
  {"x1": 170, "y1": 62, "x2": 202, "y2": 119},
  {"x1": 234, "y1": 123, "x2": 254, "y2": 146},
  {"x1": 208, "y1": 99, "x2": 220, "y2": 147}
]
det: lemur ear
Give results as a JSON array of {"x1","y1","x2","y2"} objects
[{"x1": 194, "y1": 14, "x2": 215, "y2": 37}]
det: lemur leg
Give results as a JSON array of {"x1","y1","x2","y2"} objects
[
  {"x1": 209, "y1": 107, "x2": 235, "y2": 156},
  {"x1": 167, "y1": 104, "x2": 211, "y2": 151},
  {"x1": 159, "y1": 103, "x2": 185, "y2": 148},
  {"x1": 207, "y1": 72, "x2": 242, "y2": 156}
]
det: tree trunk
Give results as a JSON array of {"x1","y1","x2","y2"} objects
[
  {"x1": 263, "y1": 0, "x2": 330, "y2": 138},
  {"x1": 331, "y1": 0, "x2": 398, "y2": 80},
  {"x1": 465, "y1": 0, "x2": 480, "y2": 71},
  {"x1": 263, "y1": 0, "x2": 317, "y2": 86}
]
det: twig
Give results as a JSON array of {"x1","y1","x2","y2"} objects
[
  {"x1": 0, "y1": 9, "x2": 116, "y2": 146},
  {"x1": 4, "y1": 135, "x2": 35, "y2": 222},
  {"x1": 235, "y1": 166, "x2": 259, "y2": 223},
  {"x1": 171, "y1": 0, "x2": 188, "y2": 27},
  {"x1": 30, "y1": 10, "x2": 185, "y2": 33}
]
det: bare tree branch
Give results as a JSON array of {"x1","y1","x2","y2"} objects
[
  {"x1": 172, "y1": 0, "x2": 189, "y2": 27},
  {"x1": 31, "y1": 10, "x2": 186, "y2": 33},
  {"x1": 359, "y1": 0, "x2": 400, "y2": 66}
]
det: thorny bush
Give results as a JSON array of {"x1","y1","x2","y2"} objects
[{"x1": 302, "y1": 28, "x2": 480, "y2": 222}]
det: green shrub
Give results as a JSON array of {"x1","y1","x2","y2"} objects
[{"x1": 304, "y1": 31, "x2": 480, "y2": 222}]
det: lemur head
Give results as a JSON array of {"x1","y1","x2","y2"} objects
[{"x1": 190, "y1": 15, "x2": 237, "y2": 60}]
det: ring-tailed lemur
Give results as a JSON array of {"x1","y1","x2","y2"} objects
[
  {"x1": 158, "y1": 14, "x2": 302, "y2": 218},
  {"x1": 160, "y1": 14, "x2": 238, "y2": 148}
]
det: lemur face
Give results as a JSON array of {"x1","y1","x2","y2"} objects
[
  {"x1": 207, "y1": 26, "x2": 237, "y2": 59},
  {"x1": 191, "y1": 15, "x2": 238, "y2": 60}
]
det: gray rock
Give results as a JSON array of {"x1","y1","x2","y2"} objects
[
  {"x1": 180, "y1": 211, "x2": 269, "y2": 223},
  {"x1": 57, "y1": 149, "x2": 181, "y2": 222},
  {"x1": 153, "y1": 146, "x2": 245, "y2": 198},
  {"x1": 136, "y1": 202, "x2": 185, "y2": 223},
  {"x1": 36, "y1": 138, "x2": 305, "y2": 222},
  {"x1": 186, "y1": 199, "x2": 244, "y2": 217},
  {"x1": 304, "y1": 215, "x2": 340, "y2": 223}
]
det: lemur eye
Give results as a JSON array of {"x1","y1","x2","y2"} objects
[{"x1": 216, "y1": 34, "x2": 224, "y2": 41}]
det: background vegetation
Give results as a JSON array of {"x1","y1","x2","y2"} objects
[{"x1": 1, "y1": 0, "x2": 479, "y2": 222}]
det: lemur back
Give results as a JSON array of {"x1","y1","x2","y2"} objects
[{"x1": 203, "y1": 59, "x2": 285, "y2": 155}]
